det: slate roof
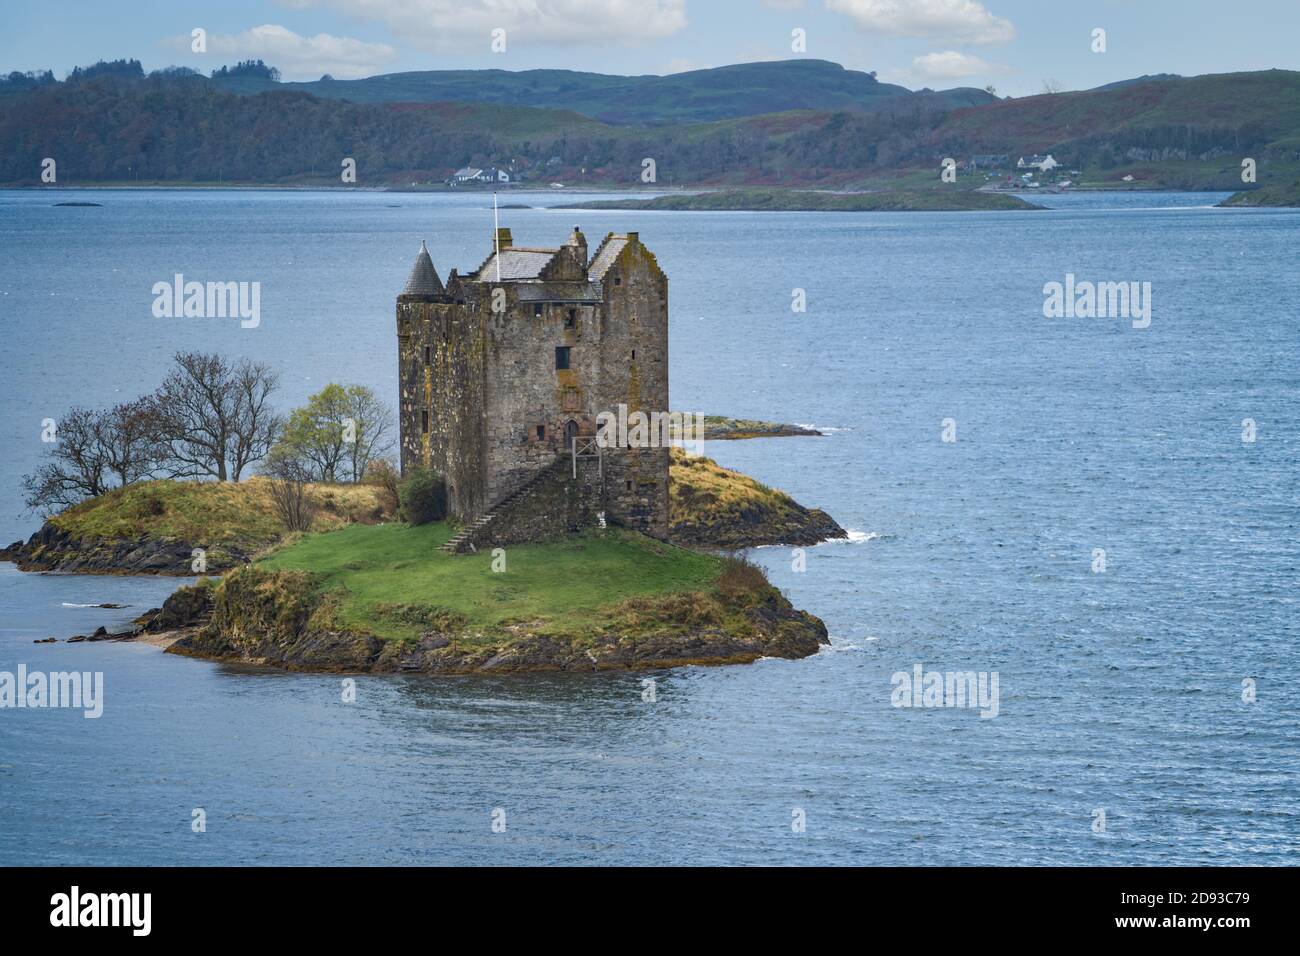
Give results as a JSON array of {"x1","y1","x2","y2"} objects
[
  {"x1": 514, "y1": 281, "x2": 603, "y2": 303},
  {"x1": 402, "y1": 240, "x2": 444, "y2": 296},
  {"x1": 473, "y1": 247, "x2": 558, "y2": 281},
  {"x1": 587, "y1": 237, "x2": 629, "y2": 280}
]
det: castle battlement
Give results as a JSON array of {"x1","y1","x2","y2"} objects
[{"x1": 396, "y1": 226, "x2": 670, "y2": 543}]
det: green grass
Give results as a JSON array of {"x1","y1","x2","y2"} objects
[
  {"x1": 51, "y1": 477, "x2": 386, "y2": 550},
  {"x1": 258, "y1": 522, "x2": 722, "y2": 640}
]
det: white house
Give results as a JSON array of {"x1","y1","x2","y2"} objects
[
  {"x1": 1017, "y1": 154, "x2": 1060, "y2": 173},
  {"x1": 449, "y1": 167, "x2": 511, "y2": 185}
]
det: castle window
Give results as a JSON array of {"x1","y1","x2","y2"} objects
[
  {"x1": 626, "y1": 480, "x2": 632, "y2": 491},
  {"x1": 630, "y1": 349, "x2": 636, "y2": 361},
  {"x1": 565, "y1": 308, "x2": 576, "y2": 328},
  {"x1": 614, "y1": 276, "x2": 621, "y2": 286},
  {"x1": 534, "y1": 304, "x2": 544, "y2": 318},
  {"x1": 421, "y1": 410, "x2": 429, "y2": 434},
  {"x1": 555, "y1": 346, "x2": 571, "y2": 370},
  {"x1": 423, "y1": 346, "x2": 431, "y2": 364},
  {"x1": 536, "y1": 425, "x2": 545, "y2": 440}
]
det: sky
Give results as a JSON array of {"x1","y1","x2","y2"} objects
[{"x1": 3, "y1": 0, "x2": 1297, "y2": 98}]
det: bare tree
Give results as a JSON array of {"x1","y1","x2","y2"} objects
[
  {"x1": 97, "y1": 398, "x2": 167, "y2": 487},
  {"x1": 22, "y1": 407, "x2": 112, "y2": 514},
  {"x1": 1041, "y1": 79, "x2": 1064, "y2": 95},
  {"x1": 265, "y1": 451, "x2": 318, "y2": 533},
  {"x1": 21, "y1": 401, "x2": 167, "y2": 514},
  {"x1": 152, "y1": 352, "x2": 281, "y2": 480}
]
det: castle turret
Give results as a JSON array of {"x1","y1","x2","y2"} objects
[{"x1": 401, "y1": 240, "x2": 444, "y2": 298}]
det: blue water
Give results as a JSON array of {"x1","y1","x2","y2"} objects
[{"x1": 0, "y1": 188, "x2": 1296, "y2": 865}]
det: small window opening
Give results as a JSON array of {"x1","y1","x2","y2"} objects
[
  {"x1": 631, "y1": 349, "x2": 636, "y2": 360},
  {"x1": 534, "y1": 304, "x2": 544, "y2": 318},
  {"x1": 423, "y1": 346, "x2": 431, "y2": 364},
  {"x1": 614, "y1": 276, "x2": 621, "y2": 286},
  {"x1": 421, "y1": 410, "x2": 429, "y2": 434},
  {"x1": 625, "y1": 480, "x2": 632, "y2": 491},
  {"x1": 555, "y1": 346, "x2": 571, "y2": 370},
  {"x1": 536, "y1": 425, "x2": 545, "y2": 440},
  {"x1": 565, "y1": 308, "x2": 576, "y2": 328}
]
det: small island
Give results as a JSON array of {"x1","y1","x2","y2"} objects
[
  {"x1": 559, "y1": 187, "x2": 1042, "y2": 212},
  {"x1": 1218, "y1": 179, "x2": 1300, "y2": 207},
  {"x1": 8, "y1": 226, "x2": 848, "y2": 674}
]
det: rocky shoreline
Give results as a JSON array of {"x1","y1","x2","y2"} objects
[
  {"x1": 0, "y1": 522, "x2": 245, "y2": 575},
  {"x1": 56, "y1": 572, "x2": 828, "y2": 673}
]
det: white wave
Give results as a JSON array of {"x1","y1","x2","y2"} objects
[
  {"x1": 793, "y1": 422, "x2": 852, "y2": 434},
  {"x1": 820, "y1": 530, "x2": 881, "y2": 545}
]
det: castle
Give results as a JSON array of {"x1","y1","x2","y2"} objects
[{"x1": 396, "y1": 225, "x2": 670, "y2": 551}]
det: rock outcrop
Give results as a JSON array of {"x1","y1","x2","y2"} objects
[{"x1": 0, "y1": 522, "x2": 245, "y2": 575}]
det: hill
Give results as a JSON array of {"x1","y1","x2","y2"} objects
[
  {"x1": 208, "y1": 58, "x2": 994, "y2": 125},
  {"x1": 2, "y1": 64, "x2": 1297, "y2": 189}
]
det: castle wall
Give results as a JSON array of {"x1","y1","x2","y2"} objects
[
  {"x1": 397, "y1": 296, "x2": 489, "y2": 519},
  {"x1": 590, "y1": 238, "x2": 671, "y2": 539},
  {"x1": 396, "y1": 231, "x2": 671, "y2": 540},
  {"x1": 481, "y1": 291, "x2": 601, "y2": 506}
]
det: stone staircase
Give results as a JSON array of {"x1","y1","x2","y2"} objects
[{"x1": 438, "y1": 465, "x2": 558, "y2": 555}]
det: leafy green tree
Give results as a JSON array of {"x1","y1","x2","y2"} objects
[{"x1": 273, "y1": 384, "x2": 395, "y2": 483}]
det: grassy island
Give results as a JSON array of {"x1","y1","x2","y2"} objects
[{"x1": 560, "y1": 188, "x2": 1042, "y2": 212}]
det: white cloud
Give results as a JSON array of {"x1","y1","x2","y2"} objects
[
  {"x1": 165, "y1": 24, "x2": 396, "y2": 79},
  {"x1": 825, "y1": 0, "x2": 1015, "y2": 45},
  {"x1": 911, "y1": 50, "x2": 1007, "y2": 80},
  {"x1": 287, "y1": 0, "x2": 688, "y2": 51}
]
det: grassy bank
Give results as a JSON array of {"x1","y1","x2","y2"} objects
[
  {"x1": 259, "y1": 524, "x2": 721, "y2": 641},
  {"x1": 48, "y1": 476, "x2": 385, "y2": 553}
]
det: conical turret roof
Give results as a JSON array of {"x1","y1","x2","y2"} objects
[{"x1": 403, "y1": 240, "x2": 444, "y2": 296}]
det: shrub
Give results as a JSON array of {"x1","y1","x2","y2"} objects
[
  {"x1": 398, "y1": 468, "x2": 447, "y2": 525},
  {"x1": 717, "y1": 552, "x2": 771, "y2": 600},
  {"x1": 363, "y1": 458, "x2": 401, "y2": 518}
]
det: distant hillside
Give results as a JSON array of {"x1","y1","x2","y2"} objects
[
  {"x1": 927, "y1": 70, "x2": 1300, "y2": 187},
  {"x1": 1, "y1": 64, "x2": 1297, "y2": 190},
  {"x1": 209, "y1": 59, "x2": 996, "y2": 125}
]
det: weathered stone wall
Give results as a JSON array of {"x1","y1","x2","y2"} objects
[
  {"x1": 398, "y1": 294, "x2": 489, "y2": 519},
  {"x1": 591, "y1": 234, "x2": 671, "y2": 539},
  {"x1": 453, "y1": 457, "x2": 604, "y2": 552}
]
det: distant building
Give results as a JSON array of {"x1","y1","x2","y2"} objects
[
  {"x1": 449, "y1": 167, "x2": 511, "y2": 185},
  {"x1": 969, "y1": 154, "x2": 1009, "y2": 170},
  {"x1": 1017, "y1": 154, "x2": 1060, "y2": 173}
]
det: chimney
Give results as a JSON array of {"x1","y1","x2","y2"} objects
[{"x1": 495, "y1": 226, "x2": 512, "y2": 249}]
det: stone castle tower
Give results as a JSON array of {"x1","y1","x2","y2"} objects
[{"x1": 396, "y1": 225, "x2": 670, "y2": 549}]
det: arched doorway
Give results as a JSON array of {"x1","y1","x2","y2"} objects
[{"x1": 564, "y1": 419, "x2": 579, "y2": 451}]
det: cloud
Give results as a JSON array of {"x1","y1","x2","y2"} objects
[
  {"x1": 825, "y1": 0, "x2": 1015, "y2": 45},
  {"x1": 911, "y1": 50, "x2": 1007, "y2": 80},
  {"x1": 165, "y1": 24, "x2": 396, "y2": 79},
  {"x1": 286, "y1": 0, "x2": 688, "y2": 51}
]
